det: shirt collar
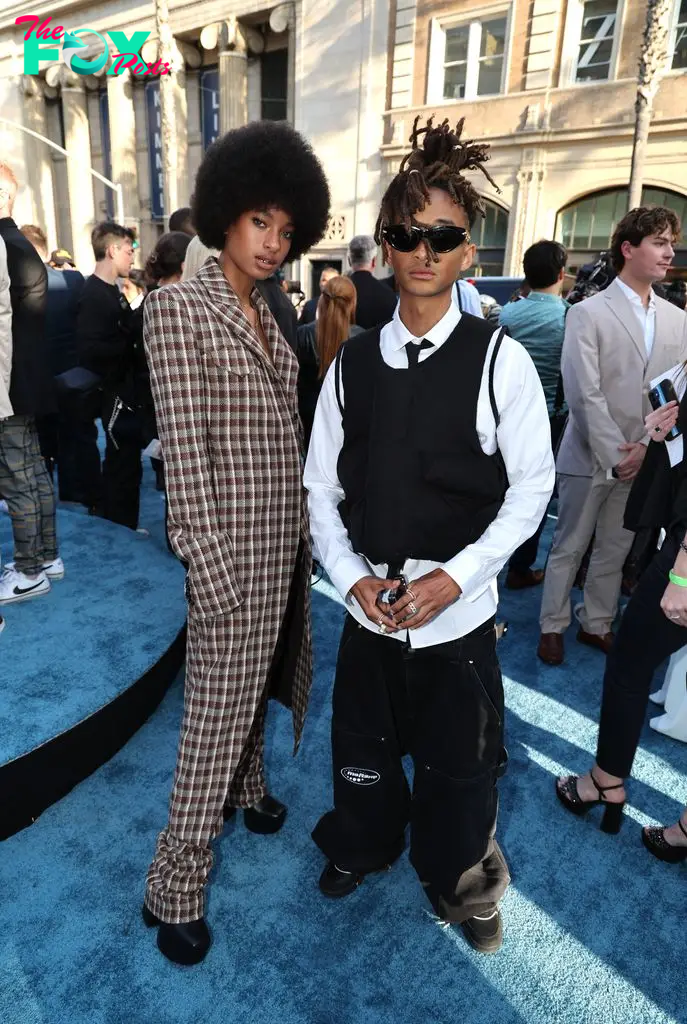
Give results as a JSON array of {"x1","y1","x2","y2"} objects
[
  {"x1": 525, "y1": 291, "x2": 564, "y2": 304},
  {"x1": 387, "y1": 297, "x2": 462, "y2": 351},
  {"x1": 615, "y1": 276, "x2": 656, "y2": 312}
]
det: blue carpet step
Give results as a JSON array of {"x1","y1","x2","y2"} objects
[{"x1": 0, "y1": 503, "x2": 186, "y2": 840}]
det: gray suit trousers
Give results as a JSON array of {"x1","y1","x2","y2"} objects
[{"x1": 539, "y1": 471, "x2": 635, "y2": 636}]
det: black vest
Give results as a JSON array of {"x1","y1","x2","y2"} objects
[{"x1": 336, "y1": 315, "x2": 507, "y2": 566}]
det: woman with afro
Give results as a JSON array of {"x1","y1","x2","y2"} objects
[
  {"x1": 305, "y1": 116, "x2": 554, "y2": 953},
  {"x1": 141, "y1": 121, "x2": 330, "y2": 965}
]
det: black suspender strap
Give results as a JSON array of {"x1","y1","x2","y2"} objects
[
  {"x1": 488, "y1": 327, "x2": 506, "y2": 429},
  {"x1": 455, "y1": 280, "x2": 463, "y2": 312},
  {"x1": 334, "y1": 344, "x2": 344, "y2": 417}
]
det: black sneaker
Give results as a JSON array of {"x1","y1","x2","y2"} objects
[{"x1": 459, "y1": 909, "x2": 503, "y2": 954}]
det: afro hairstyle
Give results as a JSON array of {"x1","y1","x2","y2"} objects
[
  {"x1": 375, "y1": 116, "x2": 500, "y2": 261},
  {"x1": 192, "y1": 121, "x2": 331, "y2": 261}
]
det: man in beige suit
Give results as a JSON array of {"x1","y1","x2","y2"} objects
[{"x1": 538, "y1": 206, "x2": 687, "y2": 665}]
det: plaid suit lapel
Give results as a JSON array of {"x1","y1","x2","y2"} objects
[{"x1": 196, "y1": 257, "x2": 284, "y2": 376}]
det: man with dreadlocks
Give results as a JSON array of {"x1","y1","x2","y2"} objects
[{"x1": 304, "y1": 117, "x2": 554, "y2": 953}]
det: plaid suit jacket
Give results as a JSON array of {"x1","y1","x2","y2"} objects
[{"x1": 143, "y1": 258, "x2": 312, "y2": 746}]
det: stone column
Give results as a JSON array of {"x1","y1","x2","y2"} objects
[
  {"x1": 107, "y1": 68, "x2": 139, "y2": 231},
  {"x1": 20, "y1": 76, "x2": 58, "y2": 248},
  {"x1": 219, "y1": 17, "x2": 248, "y2": 133},
  {"x1": 505, "y1": 148, "x2": 547, "y2": 276},
  {"x1": 60, "y1": 69, "x2": 97, "y2": 271}
]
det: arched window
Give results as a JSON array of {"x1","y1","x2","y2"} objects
[
  {"x1": 467, "y1": 198, "x2": 509, "y2": 276},
  {"x1": 556, "y1": 187, "x2": 687, "y2": 274}
]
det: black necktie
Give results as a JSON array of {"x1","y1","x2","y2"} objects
[{"x1": 405, "y1": 339, "x2": 433, "y2": 368}]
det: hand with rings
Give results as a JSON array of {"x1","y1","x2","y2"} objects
[
  {"x1": 350, "y1": 575, "x2": 400, "y2": 632},
  {"x1": 645, "y1": 402, "x2": 679, "y2": 443},
  {"x1": 390, "y1": 568, "x2": 462, "y2": 630}
]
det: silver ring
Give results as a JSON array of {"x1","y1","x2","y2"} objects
[
  {"x1": 379, "y1": 622, "x2": 388, "y2": 634},
  {"x1": 408, "y1": 601, "x2": 418, "y2": 615},
  {"x1": 669, "y1": 612, "x2": 681, "y2": 620}
]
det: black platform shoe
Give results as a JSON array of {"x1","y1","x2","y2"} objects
[
  {"x1": 142, "y1": 904, "x2": 211, "y2": 965},
  {"x1": 555, "y1": 771, "x2": 625, "y2": 833},
  {"x1": 459, "y1": 909, "x2": 503, "y2": 954},
  {"x1": 642, "y1": 818, "x2": 687, "y2": 863},
  {"x1": 244, "y1": 794, "x2": 287, "y2": 834}
]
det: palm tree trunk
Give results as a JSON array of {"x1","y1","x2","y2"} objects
[
  {"x1": 628, "y1": 0, "x2": 672, "y2": 210},
  {"x1": 154, "y1": 0, "x2": 178, "y2": 228}
]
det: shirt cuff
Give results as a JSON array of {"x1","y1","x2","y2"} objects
[
  {"x1": 328, "y1": 552, "x2": 371, "y2": 603},
  {"x1": 443, "y1": 549, "x2": 490, "y2": 603}
]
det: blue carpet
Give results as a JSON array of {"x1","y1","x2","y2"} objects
[
  {"x1": 0, "y1": 462, "x2": 185, "y2": 765},
  {"x1": 0, "y1": 511, "x2": 685, "y2": 1023}
]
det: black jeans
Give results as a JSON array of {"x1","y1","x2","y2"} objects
[
  {"x1": 101, "y1": 399, "x2": 142, "y2": 531},
  {"x1": 596, "y1": 535, "x2": 687, "y2": 778},
  {"x1": 312, "y1": 615, "x2": 510, "y2": 923}
]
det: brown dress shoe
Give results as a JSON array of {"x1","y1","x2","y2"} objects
[
  {"x1": 505, "y1": 568, "x2": 545, "y2": 590},
  {"x1": 577, "y1": 628, "x2": 614, "y2": 655},
  {"x1": 537, "y1": 632, "x2": 564, "y2": 665}
]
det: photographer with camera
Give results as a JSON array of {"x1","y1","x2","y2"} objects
[{"x1": 76, "y1": 222, "x2": 145, "y2": 531}]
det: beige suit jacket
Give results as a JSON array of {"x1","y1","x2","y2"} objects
[
  {"x1": 0, "y1": 236, "x2": 12, "y2": 420},
  {"x1": 557, "y1": 277, "x2": 687, "y2": 477}
]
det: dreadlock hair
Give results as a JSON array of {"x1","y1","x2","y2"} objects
[{"x1": 374, "y1": 116, "x2": 500, "y2": 263}]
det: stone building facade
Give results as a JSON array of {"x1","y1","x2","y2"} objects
[
  {"x1": 0, "y1": 0, "x2": 389, "y2": 292},
  {"x1": 385, "y1": 0, "x2": 687, "y2": 276}
]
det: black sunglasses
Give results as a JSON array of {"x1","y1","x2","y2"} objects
[{"x1": 383, "y1": 223, "x2": 470, "y2": 254}]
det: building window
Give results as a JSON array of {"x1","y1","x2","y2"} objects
[
  {"x1": 576, "y1": 0, "x2": 619, "y2": 81},
  {"x1": 466, "y1": 198, "x2": 509, "y2": 276},
  {"x1": 99, "y1": 89, "x2": 114, "y2": 218},
  {"x1": 671, "y1": 0, "x2": 687, "y2": 69},
  {"x1": 556, "y1": 186, "x2": 687, "y2": 273},
  {"x1": 428, "y1": 12, "x2": 509, "y2": 103},
  {"x1": 261, "y1": 49, "x2": 288, "y2": 121},
  {"x1": 560, "y1": 0, "x2": 621, "y2": 85}
]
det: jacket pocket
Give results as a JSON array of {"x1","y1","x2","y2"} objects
[{"x1": 184, "y1": 531, "x2": 244, "y2": 618}]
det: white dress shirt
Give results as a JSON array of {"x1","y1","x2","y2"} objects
[
  {"x1": 304, "y1": 299, "x2": 555, "y2": 648},
  {"x1": 615, "y1": 276, "x2": 656, "y2": 359},
  {"x1": 452, "y1": 280, "x2": 483, "y2": 317}
]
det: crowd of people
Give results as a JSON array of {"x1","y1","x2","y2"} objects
[{"x1": 1, "y1": 112, "x2": 687, "y2": 968}]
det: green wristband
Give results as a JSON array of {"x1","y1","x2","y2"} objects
[{"x1": 668, "y1": 570, "x2": 687, "y2": 587}]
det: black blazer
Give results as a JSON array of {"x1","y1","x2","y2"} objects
[
  {"x1": 298, "y1": 297, "x2": 318, "y2": 325},
  {"x1": 0, "y1": 217, "x2": 54, "y2": 416},
  {"x1": 46, "y1": 267, "x2": 85, "y2": 375},
  {"x1": 350, "y1": 270, "x2": 397, "y2": 330},
  {"x1": 257, "y1": 277, "x2": 297, "y2": 351}
]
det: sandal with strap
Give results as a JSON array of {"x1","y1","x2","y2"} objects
[
  {"x1": 642, "y1": 816, "x2": 687, "y2": 863},
  {"x1": 555, "y1": 771, "x2": 625, "y2": 834}
]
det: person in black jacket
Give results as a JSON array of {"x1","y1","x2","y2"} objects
[
  {"x1": 298, "y1": 265, "x2": 338, "y2": 325},
  {"x1": 20, "y1": 224, "x2": 86, "y2": 499},
  {"x1": 76, "y1": 222, "x2": 143, "y2": 531},
  {"x1": 556, "y1": 390, "x2": 687, "y2": 860},
  {"x1": 348, "y1": 234, "x2": 398, "y2": 329},
  {"x1": 0, "y1": 162, "x2": 62, "y2": 606}
]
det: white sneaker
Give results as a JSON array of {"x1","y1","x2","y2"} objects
[
  {"x1": 3, "y1": 557, "x2": 64, "y2": 580},
  {"x1": 0, "y1": 568, "x2": 51, "y2": 604}
]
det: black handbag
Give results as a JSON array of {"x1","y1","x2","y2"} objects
[{"x1": 54, "y1": 366, "x2": 103, "y2": 420}]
